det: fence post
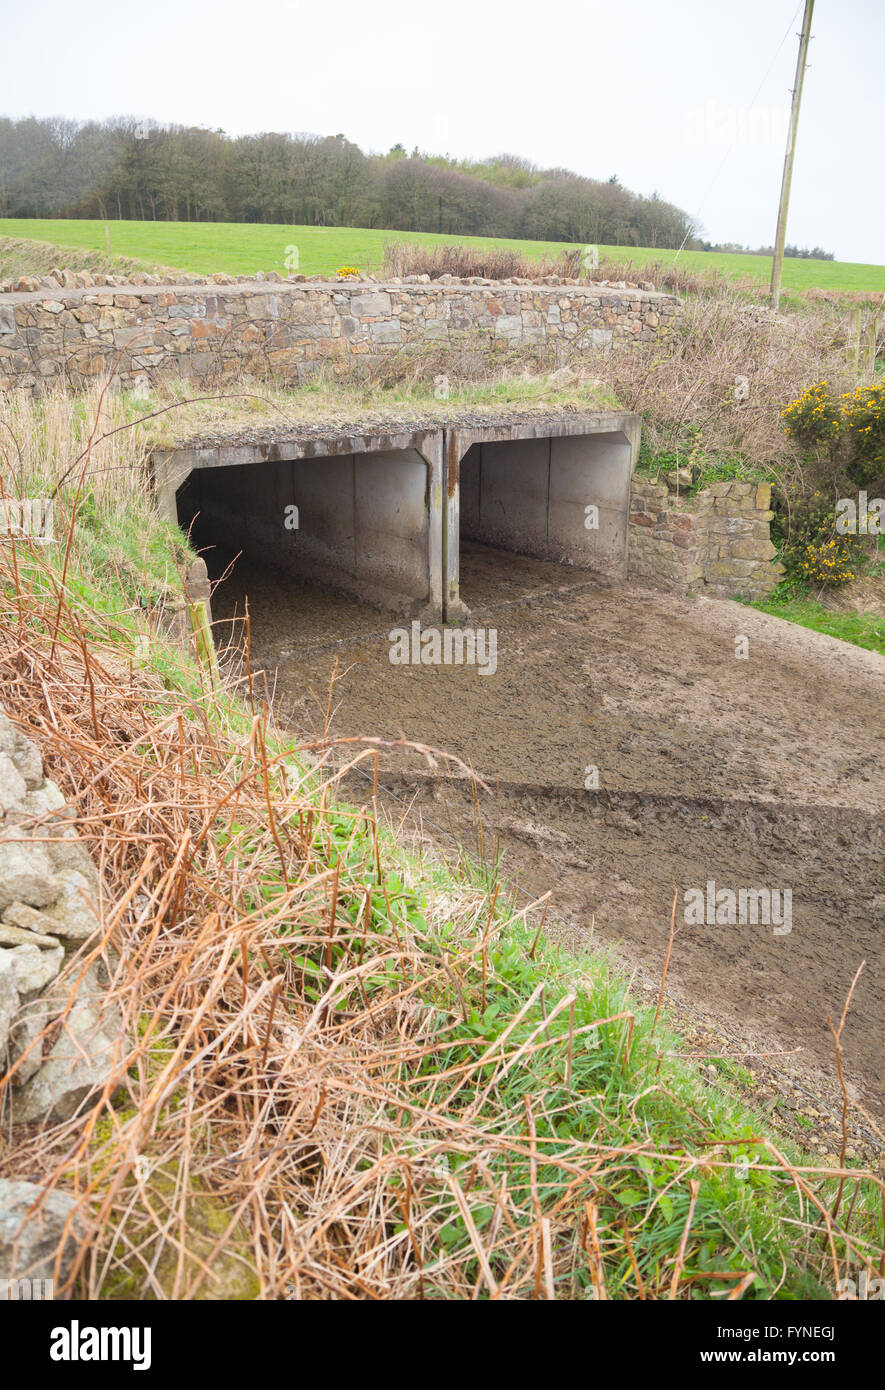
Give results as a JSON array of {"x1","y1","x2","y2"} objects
[{"x1": 185, "y1": 558, "x2": 218, "y2": 677}]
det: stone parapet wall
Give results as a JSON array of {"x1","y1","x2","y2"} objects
[
  {"x1": 629, "y1": 479, "x2": 782, "y2": 601},
  {"x1": 0, "y1": 272, "x2": 681, "y2": 393}
]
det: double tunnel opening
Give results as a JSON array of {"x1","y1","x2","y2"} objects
[{"x1": 157, "y1": 414, "x2": 641, "y2": 639}]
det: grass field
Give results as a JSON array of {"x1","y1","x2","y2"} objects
[{"x1": 2, "y1": 218, "x2": 883, "y2": 292}]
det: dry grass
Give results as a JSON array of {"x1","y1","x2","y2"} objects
[
  {"x1": 606, "y1": 290, "x2": 877, "y2": 488},
  {"x1": 382, "y1": 241, "x2": 737, "y2": 295},
  {"x1": 383, "y1": 240, "x2": 585, "y2": 282},
  {"x1": 598, "y1": 255, "x2": 730, "y2": 297},
  {"x1": 0, "y1": 373, "x2": 617, "y2": 471},
  {"x1": 0, "y1": 380, "x2": 151, "y2": 504}
]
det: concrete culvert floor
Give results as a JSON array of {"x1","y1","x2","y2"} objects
[{"x1": 207, "y1": 540, "x2": 885, "y2": 1139}]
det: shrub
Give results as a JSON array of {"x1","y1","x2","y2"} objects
[
  {"x1": 382, "y1": 241, "x2": 583, "y2": 282},
  {"x1": 780, "y1": 381, "x2": 842, "y2": 446},
  {"x1": 780, "y1": 379, "x2": 885, "y2": 491},
  {"x1": 612, "y1": 294, "x2": 860, "y2": 493},
  {"x1": 796, "y1": 536, "x2": 858, "y2": 586},
  {"x1": 772, "y1": 491, "x2": 861, "y2": 588},
  {"x1": 841, "y1": 380, "x2": 885, "y2": 487},
  {"x1": 596, "y1": 255, "x2": 731, "y2": 297}
]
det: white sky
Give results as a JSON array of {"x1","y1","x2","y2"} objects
[{"x1": 1, "y1": 0, "x2": 881, "y2": 264}]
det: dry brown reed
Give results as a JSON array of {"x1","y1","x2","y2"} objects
[{"x1": 383, "y1": 240, "x2": 583, "y2": 282}]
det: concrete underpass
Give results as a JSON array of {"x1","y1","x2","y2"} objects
[
  {"x1": 150, "y1": 413, "x2": 885, "y2": 1149},
  {"x1": 161, "y1": 428, "x2": 445, "y2": 619},
  {"x1": 449, "y1": 418, "x2": 638, "y2": 612},
  {"x1": 152, "y1": 411, "x2": 641, "y2": 622}
]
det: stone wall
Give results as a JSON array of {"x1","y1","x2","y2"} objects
[
  {"x1": 0, "y1": 704, "x2": 121, "y2": 1128},
  {"x1": 0, "y1": 701, "x2": 124, "y2": 1284},
  {"x1": 0, "y1": 702, "x2": 259, "y2": 1296},
  {"x1": 0, "y1": 270, "x2": 681, "y2": 393},
  {"x1": 628, "y1": 479, "x2": 782, "y2": 601}
]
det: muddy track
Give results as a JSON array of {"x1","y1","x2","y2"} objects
[
  {"x1": 210, "y1": 541, "x2": 885, "y2": 1138},
  {"x1": 347, "y1": 767, "x2": 885, "y2": 827},
  {"x1": 337, "y1": 764, "x2": 885, "y2": 1141}
]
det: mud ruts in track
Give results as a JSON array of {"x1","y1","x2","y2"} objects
[{"x1": 209, "y1": 540, "x2": 885, "y2": 1129}]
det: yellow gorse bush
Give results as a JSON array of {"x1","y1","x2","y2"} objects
[
  {"x1": 800, "y1": 536, "x2": 856, "y2": 586},
  {"x1": 780, "y1": 380, "x2": 841, "y2": 443},
  {"x1": 782, "y1": 379, "x2": 885, "y2": 485},
  {"x1": 840, "y1": 381, "x2": 885, "y2": 479}
]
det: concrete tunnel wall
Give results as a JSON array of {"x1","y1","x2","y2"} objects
[
  {"x1": 177, "y1": 448, "x2": 436, "y2": 616},
  {"x1": 153, "y1": 412, "x2": 640, "y2": 627},
  {"x1": 458, "y1": 432, "x2": 634, "y2": 575}
]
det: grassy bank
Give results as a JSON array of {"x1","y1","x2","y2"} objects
[
  {"x1": 0, "y1": 383, "x2": 881, "y2": 1300},
  {"x1": 749, "y1": 593, "x2": 885, "y2": 656},
  {"x1": 0, "y1": 232, "x2": 181, "y2": 284}
]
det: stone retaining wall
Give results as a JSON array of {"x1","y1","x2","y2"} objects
[
  {"x1": 628, "y1": 479, "x2": 782, "y2": 601},
  {"x1": 0, "y1": 701, "x2": 124, "y2": 1285},
  {"x1": 0, "y1": 271, "x2": 681, "y2": 393},
  {"x1": 0, "y1": 704, "x2": 121, "y2": 1129},
  {"x1": 0, "y1": 702, "x2": 258, "y2": 1296}
]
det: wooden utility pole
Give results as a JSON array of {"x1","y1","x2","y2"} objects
[{"x1": 769, "y1": 0, "x2": 815, "y2": 310}]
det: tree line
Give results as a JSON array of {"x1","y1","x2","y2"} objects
[
  {"x1": 0, "y1": 116, "x2": 699, "y2": 249},
  {"x1": 700, "y1": 240, "x2": 835, "y2": 260}
]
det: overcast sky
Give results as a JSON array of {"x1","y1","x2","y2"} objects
[{"x1": 1, "y1": 0, "x2": 881, "y2": 264}]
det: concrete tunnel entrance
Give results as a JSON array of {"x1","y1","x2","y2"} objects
[
  {"x1": 175, "y1": 445, "x2": 439, "y2": 616},
  {"x1": 445, "y1": 414, "x2": 641, "y2": 617},
  {"x1": 154, "y1": 428, "x2": 447, "y2": 624},
  {"x1": 150, "y1": 411, "x2": 641, "y2": 635}
]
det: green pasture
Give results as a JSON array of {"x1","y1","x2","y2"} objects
[{"x1": 1, "y1": 218, "x2": 882, "y2": 291}]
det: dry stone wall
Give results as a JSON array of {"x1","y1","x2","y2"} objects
[
  {"x1": 0, "y1": 269, "x2": 681, "y2": 393},
  {"x1": 0, "y1": 701, "x2": 123, "y2": 1285},
  {"x1": 0, "y1": 703, "x2": 121, "y2": 1128},
  {"x1": 629, "y1": 479, "x2": 782, "y2": 600}
]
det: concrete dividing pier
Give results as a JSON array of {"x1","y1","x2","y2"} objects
[{"x1": 151, "y1": 410, "x2": 641, "y2": 623}]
